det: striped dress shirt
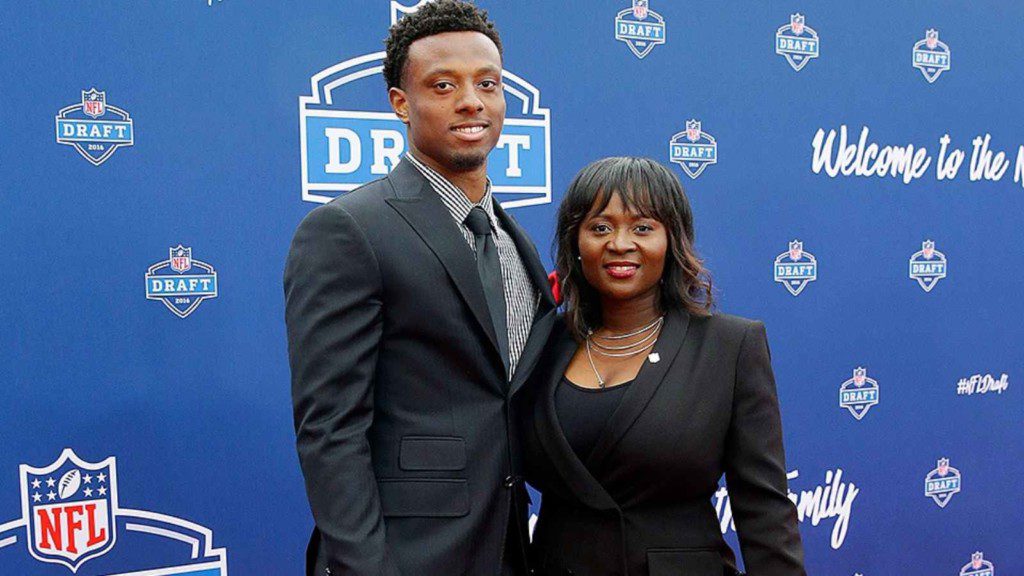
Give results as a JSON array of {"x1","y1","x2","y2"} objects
[{"x1": 404, "y1": 154, "x2": 538, "y2": 378}]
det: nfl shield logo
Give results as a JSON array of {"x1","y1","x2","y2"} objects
[
  {"x1": 960, "y1": 551, "x2": 995, "y2": 576},
  {"x1": 789, "y1": 240, "x2": 803, "y2": 261},
  {"x1": 81, "y1": 89, "x2": 106, "y2": 119},
  {"x1": 20, "y1": 449, "x2": 118, "y2": 572},
  {"x1": 633, "y1": 0, "x2": 649, "y2": 19},
  {"x1": 170, "y1": 245, "x2": 193, "y2": 273}
]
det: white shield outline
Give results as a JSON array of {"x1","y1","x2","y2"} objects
[
  {"x1": 668, "y1": 125, "x2": 718, "y2": 179},
  {"x1": 775, "y1": 21, "x2": 820, "y2": 72},
  {"x1": 145, "y1": 247, "x2": 219, "y2": 318},
  {"x1": 19, "y1": 448, "x2": 118, "y2": 573},
  {"x1": 299, "y1": 52, "x2": 552, "y2": 209},
  {"x1": 389, "y1": 0, "x2": 430, "y2": 26},
  {"x1": 614, "y1": 5, "x2": 667, "y2": 59},
  {"x1": 839, "y1": 373, "x2": 880, "y2": 420},
  {"x1": 55, "y1": 89, "x2": 135, "y2": 167},
  {"x1": 773, "y1": 246, "x2": 818, "y2": 296},
  {"x1": 912, "y1": 36, "x2": 951, "y2": 84},
  {"x1": 924, "y1": 464, "x2": 961, "y2": 508},
  {"x1": 909, "y1": 246, "x2": 947, "y2": 292}
]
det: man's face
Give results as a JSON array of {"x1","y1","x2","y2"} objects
[{"x1": 390, "y1": 31, "x2": 505, "y2": 173}]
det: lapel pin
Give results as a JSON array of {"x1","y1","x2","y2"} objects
[{"x1": 648, "y1": 352, "x2": 660, "y2": 363}]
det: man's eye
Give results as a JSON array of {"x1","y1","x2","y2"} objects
[
  {"x1": 480, "y1": 80, "x2": 498, "y2": 89},
  {"x1": 435, "y1": 82, "x2": 454, "y2": 90}
]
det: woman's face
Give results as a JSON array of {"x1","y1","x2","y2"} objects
[{"x1": 577, "y1": 192, "x2": 668, "y2": 306}]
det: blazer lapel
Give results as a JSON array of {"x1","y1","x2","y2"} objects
[
  {"x1": 533, "y1": 332, "x2": 619, "y2": 511},
  {"x1": 584, "y1": 309, "x2": 692, "y2": 474},
  {"x1": 384, "y1": 161, "x2": 505, "y2": 376},
  {"x1": 494, "y1": 203, "x2": 557, "y2": 396}
]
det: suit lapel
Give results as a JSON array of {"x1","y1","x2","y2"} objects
[
  {"x1": 584, "y1": 309, "x2": 692, "y2": 473},
  {"x1": 533, "y1": 332, "x2": 619, "y2": 511},
  {"x1": 384, "y1": 161, "x2": 505, "y2": 376},
  {"x1": 494, "y1": 203, "x2": 557, "y2": 396}
]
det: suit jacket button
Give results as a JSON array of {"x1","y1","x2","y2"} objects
[{"x1": 504, "y1": 475, "x2": 516, "y2": 488}]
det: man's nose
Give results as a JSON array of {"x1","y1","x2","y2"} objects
[{"x1": 455, "y1": 86, "x2": 485, "y2": 113}]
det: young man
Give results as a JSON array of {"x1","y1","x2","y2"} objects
[{"x1": 284, "y1": 2, "x2": 556, "y2": 575}]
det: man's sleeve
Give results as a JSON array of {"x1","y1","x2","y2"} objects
[
  {"x1": 723, "y1": 321, "x2": 806, "y2": 575},
  {"x1": 284, "y1": 202, "x2": 400, "y2": 575}
]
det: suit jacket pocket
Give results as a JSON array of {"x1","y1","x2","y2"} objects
[
  {"x1": 378, "y1": 478, "x2": 470, "y2": 517},
  {"x1": 400, "y1": 436, "x2": 467, "y2": 471},
  {"x1": 647, "y1": 548, "x2": 723, "y2": 576}
]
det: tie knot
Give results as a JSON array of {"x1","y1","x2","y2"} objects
[{"x1": 464, "y1": 206, "x2": 492, "y2": 236}]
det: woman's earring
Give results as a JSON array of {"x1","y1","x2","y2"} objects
[{"x1": 576, "y1": 255, "x2": 582, "y2": 261}]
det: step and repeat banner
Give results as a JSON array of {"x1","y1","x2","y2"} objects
[{"x1": 2, "y1": 1, "x2": 1021, "y2": 574}]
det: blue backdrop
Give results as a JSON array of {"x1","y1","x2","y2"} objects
[{"x1": 2, "y1": 1, "x2": 1021, "y2": 575}]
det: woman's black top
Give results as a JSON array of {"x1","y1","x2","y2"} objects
[{"x1": 554, "y1": 376, "x2": 634, "y2": 461}]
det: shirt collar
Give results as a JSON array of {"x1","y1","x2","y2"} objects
[{"x1": 404, "y1": 153, "x2": 497, "y2": 229}]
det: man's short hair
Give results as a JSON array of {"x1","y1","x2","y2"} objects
[{"x1": 383, "y1": 0, "x2": 503, "y2": 90}]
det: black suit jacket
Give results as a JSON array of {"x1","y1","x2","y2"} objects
[
  {"x1": 284, "y1": 160, "x2": 556, "y2": 576},
  {"x1": 520, "y1": 310, "x2": 805, "y2": 576}
]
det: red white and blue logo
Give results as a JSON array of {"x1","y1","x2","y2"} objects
[
  {"x1": 774, "y1": 240, "x2": 817, "y2": 296},
  {"x1": 776, "y1": 14, "x2": 820, "y2": 71},
  {"x1": 669, "y1": 119, "x2": 717, "y2": 179},
  {"x1": 19, "y1": 450, "x2": 116, "y2": 572},
  {"x1": 55, "y1": 89, "x2": 134, "y2": 166},
  {"x1": 924, "y1": 457, "x2": 962, "y2": 508},
  {"x1": 960, "y1": 552, "x2": 995, "y2": 576},
  {"x1": 1, "y1": 449, "x2": 227, "y2": 575},
  {"x1": 913, "y1": 29, "x2": 951, "y2": 83},
  {"x1": 145, "y1": 245, "x2": 219, "y2": 318},
  {"x1": 909, "y1": 239, "x2": 947, "y2": 292},
  {"x1": 839, "y1": 367, "x2": 879, "y2": 420},
  {"x1": 614, "y1": 0, "x2": 666, "y2": 59}
]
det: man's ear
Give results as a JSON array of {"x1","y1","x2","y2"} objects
[{"x1": 389, "y1": 87, "x2": 409, "y2": 124}]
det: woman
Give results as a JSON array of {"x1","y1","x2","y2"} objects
[{"x1": 520, "y1": 157, "x2": 806, "y2": 575}]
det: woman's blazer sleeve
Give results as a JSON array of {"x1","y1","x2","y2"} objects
[{"x1": 723, "y1": 321, "x2": 806, "y2": 575}]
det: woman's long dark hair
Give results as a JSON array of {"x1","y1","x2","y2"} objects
[{"x1": 554, "y1": 157, "x2": 714, "y2": 341}]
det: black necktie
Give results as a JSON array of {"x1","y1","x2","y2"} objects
[{"x1": 465, "y1": 207, "x2": 510, "y2": 377}]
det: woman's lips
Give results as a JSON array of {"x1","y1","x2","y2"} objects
[{"x1": 604, "y1": 263, "x2": 639, "y2": 279}]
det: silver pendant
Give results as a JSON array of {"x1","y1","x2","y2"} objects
[{"x1": 648, "y1": 352, "x2": 660, "y2": 363}]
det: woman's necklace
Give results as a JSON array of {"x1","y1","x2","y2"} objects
[{"x1": 585, "y1": 315, "x2": 665, "y2": 388}]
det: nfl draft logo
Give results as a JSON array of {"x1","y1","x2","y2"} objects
[
  {"x1": 776, "y1": 14, "x2": 819, "y2": 71},
  {"x1": 300, "y1": 2, "x2": 552, "y2": 209},
  {"x1": 960, "y1": 552, "x2": 995, "y2": 576},
  {"x1": 145, "y1": 245, "x2": 218, "y2": 318},
  {"x1": 924, "y1": 457, "x2": 961, "y2": 508},
  {"x1": 55, "y1": 89, "x2": 134, "y2": 166},
  {"x1": 839, "y1": 367, "x2": 879, "y2": 420},
  {"x1": 909, "y1": 239, "x2": 947, "y2": 292},
  {"x1": 913, "y1": 29, "x2": 951, "y2": 83},
  {"x1": 774, "y1": 240, "x2": 817, "y2": 296},
  {"x1": 1, "y1": 448, "x2": 227, "y2": 574},
  {"x1": 614, "y1": 0, "x2": 666, "y2": 59},
  {"x1": 669, "y1": 119, "x2": 717, "y2": 179}
]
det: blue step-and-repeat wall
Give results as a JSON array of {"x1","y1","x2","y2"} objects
[{"x1": 2, "y1": 1, "x2": 1021, "y2": 574}]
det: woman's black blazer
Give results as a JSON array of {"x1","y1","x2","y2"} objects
[{"x1": 519, "y1": 309, "x2": 806, "y2": 576}]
